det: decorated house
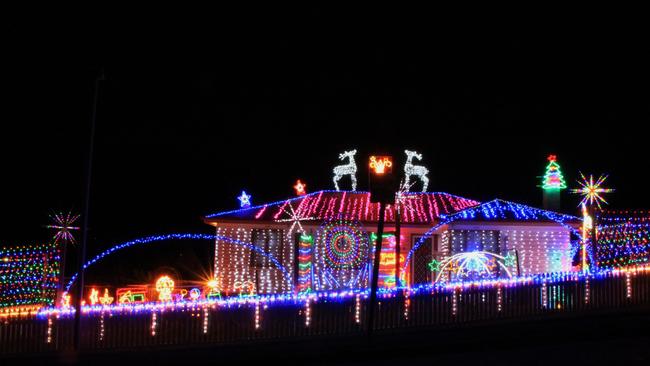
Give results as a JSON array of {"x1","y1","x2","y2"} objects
[{"x1": 203, "y1": 191, "x2": 581, "y2": 295}]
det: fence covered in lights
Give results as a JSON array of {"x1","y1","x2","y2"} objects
[{"x1": 2, "y1": 267, "x2": 650, "y2": 355}]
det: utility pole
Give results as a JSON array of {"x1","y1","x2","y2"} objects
[
  {"x1": 74, "y1": 68, "x2": 104, "y2": 351},
  {"x1": 366, "y1": 154, "x2": 396, "y2": 338},
  {"x1": 367, "y1": 202, "x2": 386, "y2": 337},
  {"x1": 394, "y1": 200, "x2": 402, "y2": 326}
]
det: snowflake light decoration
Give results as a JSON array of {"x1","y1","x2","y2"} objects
[
  {"x1": 570, "y1": 172, "x2": 614, "y2": 209},
  {"x1": 47, "y1": 211, "x2": 80, "y2": 244},
  {"x1": 275, "y1": 201, "x2": 316, "y2": 238}
]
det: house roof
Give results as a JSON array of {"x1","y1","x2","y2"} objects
[
  {"x1": 204, "y1": 190, "x2": 481, "y2": 225},
  {"x1": 440, "y1": 199, "x2": 582, "y2": 226}
]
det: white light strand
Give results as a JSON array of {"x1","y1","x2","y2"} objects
[
  {"x1": 203, "y1": 306, "x2": 209, "y2": 334},
  {"x1": 497, "y1": 286, "x2": 502, "y2": 312},
  {"x1": 355, "y1": 294, "x2": 361, "y2": 324},
  {"x1": 305, "y1": 299, "x2": 311, "y2": 327},
  {"x1": 452, "y1": 287, "x2": 459, "y2": 316},
  {"x1": 626, "y1": 271, "x2": 633, "y2": 298},
  {"x1": 99, "y1": 312, "x2": 105, "y2": 341},
  {"x1": 46, "y1": 317, "x2": 53, "y2": 344},
  {"x1": 151, "y1": 312, "x2": 157, "y2": 336},
  {"x1": 541, "y1": 281, "x2": 548, "y2": 309},
  {"x1": 585, "y1": 277, "x2": 590, "y2": 304},
  {"x1": 403, "y1": 291, "x2": 410, "y2": 320},
  {"x1": 255, "y1": 301, "x2": 261, "y2": 329}
]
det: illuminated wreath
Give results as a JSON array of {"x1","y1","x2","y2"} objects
[{"x1": 317, "y1": 218, "x2": 369, "y2": 269}]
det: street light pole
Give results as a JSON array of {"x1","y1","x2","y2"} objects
[
  {"x1": 74, "y1": 68, "x2": 104, "y2": 351},
  {"x1": 366, "y1": 201, "x2": 386, "y2": 337}
]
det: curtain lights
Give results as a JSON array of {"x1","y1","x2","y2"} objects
[
  {"x1": 0, "y1": 242, "x2": 60, "y2": 309},
  {"x1": 541, "y1": 155, "x2": 567, "y2": 190},
  {"x1": 403, "y1": 150, "x2": 429, "y2": 192},
  {"x1": 596, "y1": 211, "x2": 650, "y2": 269},
  {"x1": 332, "y1": 150, "x2": 358, "y2": 191}
]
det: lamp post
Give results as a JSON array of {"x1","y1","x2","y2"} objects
[
  {"x1": 74, "y1": 68, "x2": 104, "y2": 351},
  {"x1": 366, "y1": 155, "x2": 395, "y2": 338}
]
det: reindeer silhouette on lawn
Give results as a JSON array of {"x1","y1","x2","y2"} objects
[
  {"x1": 404, "y1": 150, "x2": 429, "y2": 192},
  {"x1": 332, "y1": 149, "x2": 358, "y2": 191}
]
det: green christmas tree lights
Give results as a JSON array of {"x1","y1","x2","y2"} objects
[{"x1": 541, "y1": 154, "x2": 567, "y2": 190}]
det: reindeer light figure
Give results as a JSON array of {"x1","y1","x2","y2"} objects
[
  {"x1": 332, "y1": 149, "x2": 358, "y2": 191},
  {"x1": 404, "y1": 150, "x2": 429, "y2": 192}
]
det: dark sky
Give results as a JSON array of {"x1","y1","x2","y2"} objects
[{"x1": 2, "y1": 15, "x2": 648, "y2": 282}]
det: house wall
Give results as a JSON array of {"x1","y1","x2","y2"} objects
[
  {"x1": 211, "y1": 220, "x2": 573, "y2": 294},
  {"x1": 447, "y1": 222, "x2": 573, "y2": 276}
]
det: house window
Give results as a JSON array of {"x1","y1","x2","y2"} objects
[
  {"x1": 411, "y1": 234, "x2": 440, "y2": 285},
  {"x1": 251, "y1": 229, "x2": 284, "y2": 268}
]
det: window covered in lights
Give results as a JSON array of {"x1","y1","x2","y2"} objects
[
  {"x1": 251, "y1": 229, "x2": 284, "y2": 268},
  {"x1": 450, "y1": 230, "x2": 500, "y2": 254},
  {"x1": 411, "y1": 234, "x2": 440, "y2": 285}
]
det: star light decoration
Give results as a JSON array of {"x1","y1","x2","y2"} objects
[
  {"x1": 427, "y1": 259, "x2": 440, "y2": 272},
  {"x1": 238, "y1": 191, "x2": 252, "y2": 208},
  {"x1": 47, "y1": 211, "x2": 80, "y2": 244},
  {"x1": 570, "y1": 172, "x2": 614, "y2": 209},
  {"x1": 294, "y1": 180, "x2": 307, "y2": 196},
  {"x1": 503, "y1": 252, "x2": 517, "y2": 268}
]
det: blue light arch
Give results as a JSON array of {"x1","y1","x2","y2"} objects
[
  {"x1": 65, "y1": 233, "x2": 291, "y2": 291},
  {"x1": 401, "y1": 199, "x2": 582, "y2": 279}
]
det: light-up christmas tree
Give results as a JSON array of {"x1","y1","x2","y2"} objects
[{"x1": 540, "y1": 155, "x2": 567, "y2": 211}]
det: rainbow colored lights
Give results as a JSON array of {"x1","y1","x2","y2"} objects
[
  {"x1": 596, "y1": 210, "x2": 650, "y2": 269},
  {"x1": 570, "y1": 172, "x2": 614, "y2": 209},
  {"x1": 297, "y1": 234, "x2": 313, "y2": 293},
  {"x1": 0, "y1": 243, "x2": 60, "y2": 311}
]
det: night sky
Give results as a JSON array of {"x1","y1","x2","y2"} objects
[{"x1": 3, "y1": 17, "x2": 648, "y2": 283}]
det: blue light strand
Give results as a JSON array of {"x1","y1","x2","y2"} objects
[
  {"x1": 39, "y1": 266, "x2": 637, "y2": 319},
  {"x1": 65, "y1": 233, "x2": 291, "y2": 291},
  {"x1": 204, "y1": 190, "x2": 479, "y2": 219}
]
